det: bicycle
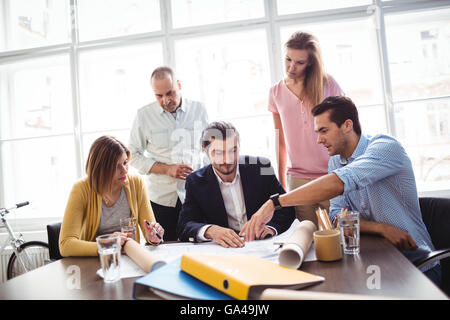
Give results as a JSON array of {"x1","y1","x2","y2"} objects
[{"x1": 0, "y1": 201, "x2": 50, "y2": 280}]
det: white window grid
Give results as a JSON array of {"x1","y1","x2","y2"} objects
[{"x1": 0, "y1": 0, "x2": 449, "y2": 208}]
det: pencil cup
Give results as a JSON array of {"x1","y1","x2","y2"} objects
[
  {"x1": 313, "y1": 230, "x2": 342, "y2": 262},
  {"x1": 96, "y1": 233, "x2": 121, "y2": 283}
]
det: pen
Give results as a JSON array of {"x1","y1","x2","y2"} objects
[
  {"x1": 273, "y1": 242, "x2": 283, "y2": 252},
  {"x1": 145, "y1": 220, "x2": 163, "y2": 241}
]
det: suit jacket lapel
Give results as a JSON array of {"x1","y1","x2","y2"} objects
[{"x1": 239, "y1": 159, "x2": 256, "y2": 220}]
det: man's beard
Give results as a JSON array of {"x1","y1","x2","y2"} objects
[{"x1": 214, "y1": 163, "x2": 237, "y2": 176}]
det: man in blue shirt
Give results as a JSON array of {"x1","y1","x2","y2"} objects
[{"x1": 241, "y1": 96, "x2": 441, "y2": 285}]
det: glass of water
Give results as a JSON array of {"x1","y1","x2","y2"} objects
[
  {"x1": 120, "y1": 217, "x2": 137, "y2": 241},
  {"x1": 338, "y1": 211, "x2": 360, "y2": 255},
  {"x1": 96, "y1": 233, "x2": 121, "y2": 283}
]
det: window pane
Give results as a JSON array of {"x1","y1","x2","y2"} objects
[
  {"x1": 358, "y1": 105, "x2": 387, "y2": 136},
  {"x1": 79, "y1": 43, "x2": 164, "y2": 132},
  {"x1": 232, "y1": 115, "x2": 276, "y2": 166},
  {"x1": 277, "y1": 0, "x2": 371, "y2": 15},
  {"x1": 175, "y1": 29, "x2": 271, "y2": 120},
  {"x1": 171, "y1": 0, "x2": 265, "y2": 28},
  {"x1": 385, "y1": 8, "x2": 450, "y2": 101},
  {"x1": 1, "y1": 136, "x2": 77, "y2": 218},
  {"x1": 394, "y1": 98, "x2": 450, "y2": 192},
  {"x1": 0, "y1": 0, "x2": 70, "y2": 52},
  {"x1": 281, "y1": 17, "x2": 384, "y2": 107},
  {"x1": 0, "y1": 55, "x2": 73, "y2": 140},
  {"x1": 77, "y1": 0, "x2": 161, "y2": 42}
]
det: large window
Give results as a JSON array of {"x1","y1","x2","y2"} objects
[
  {"x1": 1, "y1": 136, "x2": 77, "y2": 219},
  {"x1": 0, "y1": 55, "x2": 73, "y2": 139},
  {"x1": 170, "y1": 0, "x2": 265, "y2": 28},
  {"x1": 0, "y1": 55, "x2": 74, "y2": 219},
  {"x1": 0, "y1": 0, "x2": 71, "y2": 52},
  {"x1": 1, "y1": 0, "x2": 449, "y2": 226},
  {"x1": 277, "y1": 0, "x2": 372, "y2": 15},
  {"x1": 77, "y1": 0, "x2": 161, "y2": 41},
  {"x1": 385, "y1": 8, "x2": 450, "y2": 192},
  {"x1": 175, "y1": 29, "x2": 271, "y2": 120},
  {"x1": 79, "y1": 43, "x2": 164, "y2": 132}
]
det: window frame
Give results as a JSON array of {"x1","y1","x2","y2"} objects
[{"x1": 0, "y1": 0, "x2": 449, "y2": 233}]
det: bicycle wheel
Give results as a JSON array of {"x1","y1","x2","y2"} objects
[{"x1": 7, "y1": 241, "x2": 50, "y2": 280}]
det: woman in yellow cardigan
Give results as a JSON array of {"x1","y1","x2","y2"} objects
[{"x1": 59, "y1": 135, "x2": 164, "y2": 257}]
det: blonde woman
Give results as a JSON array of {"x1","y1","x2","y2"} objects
[
  {"x1": 268, "y1": 31, "x2": 344, "y2": 227},
  {"x1": 60, "y1": 135, "x2": 164, "y2": 257}
]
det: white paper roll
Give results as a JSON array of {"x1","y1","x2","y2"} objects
[{"x1": 279, "y1": 220, "x2": 317, "y2": 269}]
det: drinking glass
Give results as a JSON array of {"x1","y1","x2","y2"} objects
[
  {"x1": 96, "y1": 233, "x2": 121, "y2": 283},
  {"x1": 338, "y1": 211, "x2": 360, "y2": 254},
  {"x1": 120, "y1": 217, "x2": 137, "y2": 241}
]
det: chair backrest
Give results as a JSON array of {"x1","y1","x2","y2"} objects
[
  {"x1": 419, "y1": 197, "x2": 450, "y2": 295},
  {"x1": 46, "y1": 222, "x2": 63, "y2": 261}
]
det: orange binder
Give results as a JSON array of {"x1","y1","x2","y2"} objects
[{"x1": 180, "y1": 253, "x2": 324, "y2": 300}]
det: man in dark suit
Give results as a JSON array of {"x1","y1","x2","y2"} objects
[{"x1": 176, "y1": 121, "x2": 295, "y2": 247}]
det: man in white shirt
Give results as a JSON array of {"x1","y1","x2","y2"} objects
[
  {"x1": 129, "y1": 66, "x2": 209, "y2": 241},
  {"x1": 176, "y1": 121, "x2": 295, "y2": 247}
]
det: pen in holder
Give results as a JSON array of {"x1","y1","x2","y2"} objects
[{"x1": 314, "y1": 208, "x2": 333, "y2": 231}]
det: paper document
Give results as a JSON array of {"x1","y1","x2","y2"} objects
[
  {"x1": 96, "y1": 255, "x2": 146, "y2": 279},
  {"x1": 98, "y1": 220, "x2": 317, "y2": 280},
  {"x1": 148, "y1": 219, "x2": 316, "y2": 264}
]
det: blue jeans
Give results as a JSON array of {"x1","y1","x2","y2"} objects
[{"x1": 424, "y1": 264, "x2": 442, "y2": 288}]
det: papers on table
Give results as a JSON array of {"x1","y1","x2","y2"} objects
[
  {"x1": 97, "y1": 219, "x2": 317, "y2": 279},
  {"x1": 96, "y1": 255, "x2": 147, "y2": 279},
  {"x1": 148, "y1": 219, "x2": 316, "y2": 264}
]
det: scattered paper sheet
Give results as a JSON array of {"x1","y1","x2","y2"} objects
[
  {"x1": 96, "y1": 255, "x2": 146, "y2": 279},
  {"x1": 148, "y1": 219, "x2": 317, "y2": 264},
  {"x1": 97, "y1": 219, "x2": 316, "y2": 279}
]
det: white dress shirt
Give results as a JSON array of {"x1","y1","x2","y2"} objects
[
  {"x1": 197, "y1": 166, "x2": 247, "y2": 241},
  {"x1": 128, "y1": 98, "x2": 208, "y2": 207},
  {"x1": 196, "y1": 165, "x2": 278, "y2": 241}
]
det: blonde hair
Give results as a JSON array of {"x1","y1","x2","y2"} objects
[
  {"x1": 285, "y1": 31, "x2": 328, "y2": 106},
  {"x1": 85, "y1": 135, "x2": 130, "y2": 196}
]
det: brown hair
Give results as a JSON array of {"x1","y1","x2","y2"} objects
[
  {"x1": 85, "y1": 135, "x2": 130, "y2": 195},
  {"x1": 201, "y1": 121, "x2": 240, "y2": 150},
  {"x1": 285, "y1": 31, "x2": 328, "y2": 106},
  {"x1": 312, "y1": 96, "x2": 362, "y2": 135}
]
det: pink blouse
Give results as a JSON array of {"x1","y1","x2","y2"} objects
[{"x1": 268, "y1": 75, "x2": 343, "y2": 179}]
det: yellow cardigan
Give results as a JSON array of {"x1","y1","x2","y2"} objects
[{"x1": 59, "y1": 174, "x2": 156, "y2": 257}]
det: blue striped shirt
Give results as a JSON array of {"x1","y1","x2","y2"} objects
[{"x1": 329, "y1": 134, "x2": 436, "y2": 271}]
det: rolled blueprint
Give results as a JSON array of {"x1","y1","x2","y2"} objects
[
  {"x1": 123, "y1": 239, "x2": 166, "y2": 273},
  {"x1": 278, "y1": 220, "x2": 317, "y2": 269}
]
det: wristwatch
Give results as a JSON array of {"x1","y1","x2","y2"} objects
[{"x1": 270, "y1": 193, "x2": 282, "y2": 211}]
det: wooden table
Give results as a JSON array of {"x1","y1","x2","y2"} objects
[{"x1": 0, "y1": 235, "x2": 447, "y2": 300}]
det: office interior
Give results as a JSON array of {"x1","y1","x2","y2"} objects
[{"x1": 0, "y1": 0, "x2": 449, "y2": 286}]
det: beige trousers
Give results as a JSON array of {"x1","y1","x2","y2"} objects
[{"x1": 287, "y1": 175, "x2": 330, "y2": 229}]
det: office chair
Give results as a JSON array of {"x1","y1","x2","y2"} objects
[
  {"x1": 46, "y1": 222, "x2": 63, "y2": 261},
  {"x1": 414, "y1": 197, "x2": 450, "y2": 296}
]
